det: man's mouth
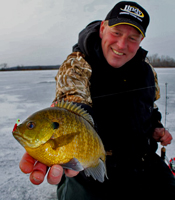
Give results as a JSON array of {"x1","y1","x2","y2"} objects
[{"x1": 112, "y1": 48, "x2": 124, "y2": 56}]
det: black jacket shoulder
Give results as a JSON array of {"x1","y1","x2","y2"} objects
[{"x1": 73, "y1": 20, "x2": 101, "y2": 56}]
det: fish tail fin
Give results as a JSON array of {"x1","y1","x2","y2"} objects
[{"x1": 84, "y1": 159, "x2": 108, "y2": 183}]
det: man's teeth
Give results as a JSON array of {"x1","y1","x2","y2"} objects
[{"x1": 112, "y1": 49, "x2": 124, "y2": 56}]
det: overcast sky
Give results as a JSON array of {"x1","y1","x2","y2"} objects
[{"x1": 1, "y1": 0, "x2": 175, "y2": 67}]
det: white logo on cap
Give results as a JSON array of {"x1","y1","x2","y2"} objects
[{"x1": 120, "y1": 5, "x2": 144, "y2": 22}]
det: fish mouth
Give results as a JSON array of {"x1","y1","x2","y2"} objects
[
  {"x1": 12, "y1": 129, "x2": 47, "y2": 148},
  {"x1": 12, "y1": 131, "x2": 28, "y2": 147}
]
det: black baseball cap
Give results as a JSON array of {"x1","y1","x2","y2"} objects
[{"x1": 105, "y1": 1, "x2": 150, "y2": 37}]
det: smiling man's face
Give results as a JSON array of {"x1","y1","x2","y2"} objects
[{"x1": 100, "y1": 21, "x2": 144, "y2": 68}]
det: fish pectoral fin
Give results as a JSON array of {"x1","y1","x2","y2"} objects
[
  {"x1": 51, "y1": 132, "x2": 80, "y2": 149},
  {"x1": 61, "y1": 158, "x2": 84, "y2": 171},
  {"x1": 84, "y1": 159, "x2": 108, "y2": 183}
]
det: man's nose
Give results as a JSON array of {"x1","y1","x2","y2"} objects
[{"x1": 117, "y1": 36, "x2": 127, "y2": 49}]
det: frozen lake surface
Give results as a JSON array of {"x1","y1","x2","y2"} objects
[{"x1": 0, "y1": 69, "x2": 175, "y2": 199}]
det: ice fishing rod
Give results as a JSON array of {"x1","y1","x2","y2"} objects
[
  {"x1": 160, "y1": 84, "x2": 175, "y2": 176},
  {"x1": 161, "y1": 83, "x2": 168, "y2": 161}
]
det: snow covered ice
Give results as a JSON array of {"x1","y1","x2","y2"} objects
[
  {"x1": 0, "y1": 69, "x2": 175, "y2": 200},
  {"x1": 0, "y1": 70, "x2": 58, "y2": 200}
]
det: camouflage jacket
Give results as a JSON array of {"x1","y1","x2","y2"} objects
[{"x1": 54, "y1": 52, "x2": 92, "y2": 105}]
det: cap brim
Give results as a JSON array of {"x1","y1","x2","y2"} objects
[{"x1": 108, "y1": 18, "x2": 145, "y2": 37}]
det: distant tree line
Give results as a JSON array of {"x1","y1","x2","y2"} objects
[
  {"x1": 148, "y1": 54, "x2": 175, "y2": 67},
  {"x1": 0, "y1": 63, "x2": 8, "y2": 68},
  {"x1": 0, "y1": 65, "x2": 60, "y2": 71}
]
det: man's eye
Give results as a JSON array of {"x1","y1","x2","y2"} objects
[
  {"x1": 130, "y1": 36, "x2": 139, "y2": 42},
  {"x1": 130, "y1": 37, "x2": 136, "y2": 41}
]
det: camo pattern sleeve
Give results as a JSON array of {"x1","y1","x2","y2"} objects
[
  {"x1": 54, "y1": 52, "x2": 92, "y2": 106},
  {"x1": 145, "y1": 58, "x2": 160, "y2": 101}
]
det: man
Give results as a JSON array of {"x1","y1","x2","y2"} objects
[{"x1": 20, "y1": 1, "x2": 174, "y2": 199}]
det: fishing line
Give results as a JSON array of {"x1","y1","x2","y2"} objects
[{"x1": 92, "y1": 85, "x2": 155, "y2": 99}]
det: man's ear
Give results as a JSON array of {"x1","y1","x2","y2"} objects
[{"x1": 99, "y1": 20, "x2": 105, "y2": 39}]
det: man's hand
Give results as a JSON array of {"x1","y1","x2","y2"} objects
[
  {"x1": 19, "y1": 152, "x2": 79, "y2": 185},
  {"x1": 153, "y1": 128, "x2": 173, "y2": 146}
]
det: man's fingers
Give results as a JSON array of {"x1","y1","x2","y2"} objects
[
  {"x1": 30, "y1": 161, "x2": 48, "y2": 185},
  {"x1": 161, "y1": 139, "x2": 171, "y2": 146},
  {"x1": 154, "y1": 128, "x2": 164, "y2": 137},
  {"x1": 65, "y1": 169, "x2": 79, "y2": 177},
  {"x1": 47, "y1": 167, "x2": 79, "y2": 184},
  {"x1": 47, "y1": 165, "x2": 63, "y2": 185},
  {"x1": 20, "y1": 153, "x2": 48, "y2": 185},
  {"x1": 160, "y1": 131, "x2": 173, "y2": 146},
  {"x1": 19, "y1": 152, "x2": 36, "y2": 174},
  {"x1": 30, "y1": 170, "x2": 45, "y2": 185},
  {"x1": 153, "y1": 128, "x2": 173, "y2": 146},
  {"x1": 19, "y1": 153, "x2": 78, "y2": 185}
]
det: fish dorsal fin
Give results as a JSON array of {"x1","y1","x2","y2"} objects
[{"x1": 55, "y1": 100, "x2": 94, "y2": 127}]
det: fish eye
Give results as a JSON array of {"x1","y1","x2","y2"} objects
[
  {"x1": 53, "y1": 122, "x2": 59, "y2": 129},
  {"x1": 27, "y1": 122, "x2": 35, "y2": 130}
]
